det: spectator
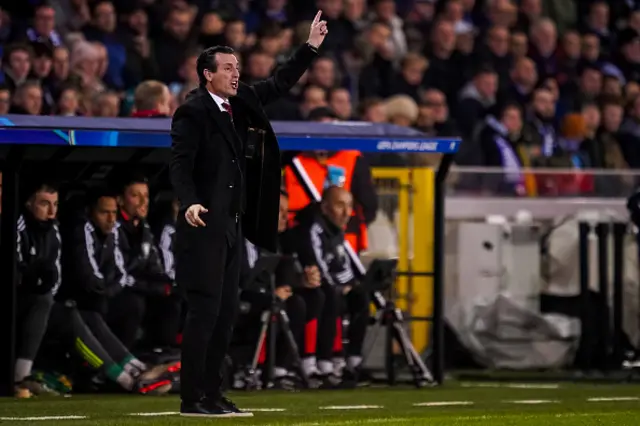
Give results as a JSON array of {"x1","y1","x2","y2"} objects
[
  {"x1": 503, "y1": 56, "x2": 538, "y2": 106},
  {"x1": 327, "y1": 87, "x2": 353, "y2": 120},
  {"x1": 131, "y1": 80, "x2": 171, "y2": 118},
  {"x1": 391, "y1": 52, "x2": 428, "y2": 103},
  {"x1": 2, "y1": 44, "x2": 33, "y2": 91},
  {"x1": 384, "y1": 94, "x2": 418, "y2": 127},
  {"x1": 154, "y1": 8, "x2": 195, "y2": 84},
  {"x1": 91, "y1": 91, "x2": 119, "y2": 117},
  {"x1": 0, "y1": 84, "x2": 10, "y2": 115},
  {"x1": 56, "y1": 86, "x2": 79, "y2": 116},
  {"x1": 82, "y1": 1, "x2": 129, "y2": 90},
  {"x1": 24, "y1": 3, "x2": 63, "y2": 48},
  {"x1": 529, "y1": 18, "x2": 559, "y2": 80},
  {"x1": 359, "y1": 97, "x2": 386, "y2": 123},
  {"x1": 69, "y1": 41, "x2": 106, "y2": 96},
  {"x1": 456, "y1": 66, "x2": 499, "y2": 137},
  {"x1": 10, "y1": 81, "x2": 43, "y2": 116}
]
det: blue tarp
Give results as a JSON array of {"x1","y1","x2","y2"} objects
[{"x1": 0, "y1": 115, "x2": 460, "y2": 153}]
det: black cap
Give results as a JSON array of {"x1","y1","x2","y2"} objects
[{"x1": 308, "y1": 106, "x2": 338, "y2": 122}]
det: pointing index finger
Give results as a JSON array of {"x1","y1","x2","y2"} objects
[{"x1": 313, "y1": 10, "x2": 322, "y2": 24}]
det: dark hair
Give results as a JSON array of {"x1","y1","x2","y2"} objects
[
  {"x1": 25, "y1": 181, "x2": 58, "y2": 204},
  {"x1": 116, "y1": 171, "x2": 148, "y2": 195},
  {"x1": 86, "y1": 186, "x2": 118, "y2": 212},
  {"x1": 196, "y1": 45, "x2": 236, "y2": 86}
]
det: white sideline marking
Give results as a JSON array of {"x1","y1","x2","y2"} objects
[
  {"x1": 320, "y1": 405, "x2": 383, "y2": 410},
  {"x1": 244, "y1": 408, "x2": 287, "y2": 412},
  {"x1": 129, "y1": 412, "x2": 179, "y2": 416},
  {"x1": 0, "y1": 416, "x2": 87, "y2": 421},
  {"x1": 461, "y1": 382, "x2": 559, "y2": 389},
  {"x1": 414, "y1": 401, "x2": 474, "y2": 407},
  {"x1": 504, "y1": 399, "x2": 558, "y2": 404},
  {"x1": 587, "y1": 397, "x2": 640, "y2": 402}
]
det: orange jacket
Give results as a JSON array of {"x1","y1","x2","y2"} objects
[{"x1": 284, "y1": 151, "x2": 369, "y2": 252}]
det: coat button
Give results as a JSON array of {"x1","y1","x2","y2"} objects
[{"x1": 229, "y1": 184, "x2": 234, "y2": 188}]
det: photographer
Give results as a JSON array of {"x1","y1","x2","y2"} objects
[
  {"x1": 236, "y1": 190, "x2": 324, "y2": 388},
  {"x1": 291, "y1": 186, "x2": 370, "y2": 385}
]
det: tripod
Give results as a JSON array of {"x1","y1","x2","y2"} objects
[
  {"x1": 244, "y1": 292, "x2": 311, "y2": 390},
  {"x1": 359, "y1": 260, "x2": 435, "y2": 388}
]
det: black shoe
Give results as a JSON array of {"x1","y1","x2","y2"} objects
[
  {"x1": 214, "y1": 396, "x2": 254, "y2": 417},
  {"x1": 180, "y1": 401, "x2": 235, "y2": 418}
]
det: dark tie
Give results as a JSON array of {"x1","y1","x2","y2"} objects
[{"x1": 222, "y1": 102, "x2": 233, "y2": 120}]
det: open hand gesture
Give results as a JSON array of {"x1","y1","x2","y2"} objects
[{"x1": 307, "y1": 10, "x2": 328, "y2": 49}]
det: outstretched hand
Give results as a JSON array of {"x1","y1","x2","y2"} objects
[{"x1": 307, "y1": 10, "x2": 328, "y2": 49}]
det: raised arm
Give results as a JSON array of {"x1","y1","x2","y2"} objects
[{"x1": 251, "y1": 10, "x2": 328, "y2": 106}]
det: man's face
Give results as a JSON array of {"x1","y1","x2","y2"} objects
[
  {"x1": 513, "y1": 58, "x2": 537, "y2": 88},
  {"x1": 52, "y1": 47, "x2": 69, "y2": 79},
  {"x1": 278, "y1": 195, "x2": 289, "y2": 233},
  {"x1": 364, "y1": 102, "x2": 387, "y2": 123},
  {"x1": 9, "y1": 50, "x2": 31, "y2": 79},
  {"x1": 532, "y1": 89, "x2": 555, "y2": 118},
  {"x1": 602, "y1": 104, "x2": 623, "y2": 132},
  {"x1": 166, "y1": 10, "x2": 191, "y2": 40},
  {"x1": 248, "y1": 52, "x2": 275, "y2": 79},
  {"x1": 28, "y1": 190, "x2": 58, "y2": 221},
  {"x1": 18, "y1": 86, "x2": 43, "y2": 116},
  {"x1": 33, "y1": 55, "x2": 52, "y2": 78},
  {"x1": 321, "y1": 188, "x2": 353, "y2": 229},
  {"x1": 475, "y1": 72, "x2": 498, "y2": 99},
  {"x1": 92, "y1": 197, "x2": 118, "y2": 234},
  {"x1": 119, "y1": 182, "x2": 149, "y2": 219},
  {"x1": 488, "y1": 27, "x2": 510, "y2": 57},
  {"x1": 302, "y1": 87, "x2": 327, "y2": 115},
  {"x1": 94, "y1": 1, "x2": 116, "y2": 33},
  {"x1": 225, "y1": 21, "x2": 246, "y2": 48},
  {"x1": 329, "y1": 89, "x2": 352, "y2": 119},
  {"x1": 206, "y1": 53, "x2": 240, "y2": 98},
  {"x1": 311, "y1": 59, "x2": 335, "y2": 89},
  {"x1": 423, "y1": 90, "x2": 448, "y2": 122},
  {"x1": 580, "y1": 69, "x2": 602, "y2": 95},
  {"x1": 0, "y1": 89, "x2": 10, "y2": 115},
  {"x1": 502, "y1": 107, "x2": 522, "y2": 135},
  {"x1": 35, "y1": 6, "x2": 56, "y2": 35}
]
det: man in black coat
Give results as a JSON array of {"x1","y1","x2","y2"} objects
[{"x1": 169, "y1": 10, "x2": 328, "y2": 418}]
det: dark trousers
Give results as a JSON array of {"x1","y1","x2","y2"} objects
[
  {"x1": 179, "y1": 217, "x2": 242, "y2": 403},
  {"x1": 317, "y1": 284, "x2": 370, "y2": 361},
  {"x1": 106, "y1": 289, "x2": 145, "y2": 350},
  {"x1": 16, "y1": 291, "x2": 54, "y2": 363},
  {"x1": 295, "y1": 287, "x2": 325, "y2": 357},
  {"x1": 106, "y1": 288, "x2": 182, "y2": 350}
]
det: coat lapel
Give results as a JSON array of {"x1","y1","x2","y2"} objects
[{"x1": 198, "y1": 87, "x2": 239, "y2": 157}]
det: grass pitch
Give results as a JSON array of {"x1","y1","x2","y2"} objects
[{"x1": 1, "y1": 382, "x2": 640, "y2": 425}]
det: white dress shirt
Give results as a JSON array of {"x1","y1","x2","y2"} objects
[{"x1": 208, "y1": 91, "x2": 228, "y2": 112}]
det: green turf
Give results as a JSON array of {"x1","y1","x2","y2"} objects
[{"x1": 1, "y1": 382, "x2": 640, "y2": 425}]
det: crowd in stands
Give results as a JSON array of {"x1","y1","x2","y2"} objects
[{"x1": 3, "y1": 0, "x2": 640, "y2": 184}]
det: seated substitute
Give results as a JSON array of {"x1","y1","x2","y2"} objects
[
  {"x1": 235, "y1": 190, "x2": 324, "y2": 388},
  {"x1": 113, "y1": 173, "x2": 181, "y2": 351},
  {"x1": 58, "y1": 187, "x2": 171, "y2": 393},
  {"x1": 292, "y1": 186, "x2": 370, "y2": 384},
  {"x1": 13, "y1": 182, "x2": 62, "y2": 397}
]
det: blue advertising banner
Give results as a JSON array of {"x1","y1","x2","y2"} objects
[{"x1": 0, "y1": 115, "x2": 461, "y2": 153}]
